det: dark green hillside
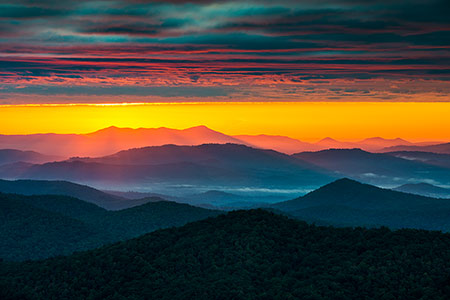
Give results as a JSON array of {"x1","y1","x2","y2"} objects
[
  {"x1": 2, "y1": 192, "x2": 108, "y2": 221},
  {"x1": 0, "y1": 195, "x2": 110, "y2": 261},
  {"x1": 0, "y1": 193, "x2": 220, "y2": 261},
  {"x1": 273, "y1": 178, "x2": 450, "y2": 231},
  {"x1": 2, "y1": 210, "x2": 450, "y2": 299},
  {"x1": 98, "y1": 200, "x2": 223, "y2": 240}
]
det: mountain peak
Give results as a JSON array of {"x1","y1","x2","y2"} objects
[
  {"x1": 361, "y1": 137, "x2": 410, "y2": 144},
  {"x1": 198, "y1": 190, "x2": 235, "y2": 197},
  {"x1": 326, "y1": 177, "x2": 361, "y2": 187},
  {"x1": 399, "y1": 182, "x2": 436, "y2": 188},
  {"x1": 393, "y1": 182, "x2": 450, "y2": 197},
  {"x1": 102, "y1": 125, "x2": 123, "y2": 131},
  {"x1": 187, "y1": 125, "x2": 210, "y2": 130},
  {"x1": 183, "y1": 125, "x2": 218, "y2": 133},
  {"x1": 318, "y1": 137, "x2": 338, "y2": 143},
  {"x1": 87, "y1": 126, "x2": 131, "y2": 135},
  {"x1": 315, "y1": 148, "x2": 368, "y2": 154},
  {"x1": 300, "y1": 177, "x2": 372, "y2": 198}
]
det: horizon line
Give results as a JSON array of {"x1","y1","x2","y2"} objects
[{"x1": 0, "y1": 124, "x2": 446, "y2": 144}]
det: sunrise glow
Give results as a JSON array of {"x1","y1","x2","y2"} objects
[{"x1": 0, "y1": 102, "x2": 448, "y2": 142}]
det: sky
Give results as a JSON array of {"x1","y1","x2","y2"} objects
[
  {"x1": 0, "y1": 1, "x2": 448, "y2": 140},
  {"x1": 1, "y1": 102, "x2": 449, "y2": 142},
  {"x1": 0, "y1": 0, "x2": 448, "y2": 104}
]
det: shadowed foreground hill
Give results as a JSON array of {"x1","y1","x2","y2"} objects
[
  {"x1": 0, "y1": 193, "x2": 220, "y2": 261},
  {"x1": 273, "y1": 178, "x2": 450, "y2": 231},
  {"x1": 0, "y1": 194, "x2": 107, "y2": 262},
  {"x1": 2, "y1": 210, "x2": 450, "y2": 299}
]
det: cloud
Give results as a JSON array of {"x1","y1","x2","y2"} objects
[
  {"x1": 0, "y1": 84, "x2": 233, "y2": 97},
  {"x1": 0, "y1": 0, "x2": 448, "y2": 103}
]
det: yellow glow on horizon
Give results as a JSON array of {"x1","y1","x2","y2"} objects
[{"x1": 0, "y1": 102, "x2": 449, "y2": 142}]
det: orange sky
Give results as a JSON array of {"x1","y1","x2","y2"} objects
[{"x1": 0, "y1": 102, "x2": 449, "y2": 142}]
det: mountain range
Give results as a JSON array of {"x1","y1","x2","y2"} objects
[
  {"x1": 0, "y1": 126, "x2": 241, "y2": 157},
  {"x1": 0, "y1": 125, "x2": 445, "y2": 157},
  {"x1": 2, "y1": 209, "x2": 450, "y2": 299},
  {"x1": 384, "y1": 151, "x2": 450, "y2": 169},
  {"x1": 314, "y1": 136, "x2": 412, "y2": 151},
  {"x1": 293, "y1": 148, "x2": 450, "y2": 186},
  {"x1": 0, "y1": 178, "x2": 276, "y2": 211},
  {"x1": 1, "y1": 143, "x2": 449, "y2": 195},
  {"x1": 0, "y1": 144, "x2": 336, "y2": 191},
  {"x1": 0, "y1": 192, "x2": 220, "y2": 261},
  {"x1": 3, "y1": 176, "x2": 450, "y2": 263},
  {"x1": 106, "y1": 189, "x2": 290, "y2": 209}
]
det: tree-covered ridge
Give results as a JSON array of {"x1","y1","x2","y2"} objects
[
  {"x1": 2, "y1": 209, "x2": 450, "y2": 299},
  {"x1": 0, "y1": 192, "x2": 221, "y2": 261},
  {"x1": 273, "y1": 178, "x2": 450, "y2": 231},
  {"x1": 0, "y1": 193, "x2": 108, "y2": 262},
  {"x1": 0, "y1": 179, "x2": 144, "y2": 210}
]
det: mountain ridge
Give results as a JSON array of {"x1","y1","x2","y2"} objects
[
  {"x1": 293, "y1": 148, "x2": 450, "y2": 186},
  {"x1": 381, "y1": 142, "x2": 450, "y2": 154},
  {"x1": 0, "y1": 192, "x2": 220, "y2": 261},
  {"x1": 0, "y1": 179, "x2": 157, "y2": 210},
  {"x1": 393, "y1": 182, "x2": 450, "y2": 198},
  {"x1": 0, "y1": 125, "x2": 446, "y2": 157},
  {"x1": 0, "y1": 149, "x2": 61, "y2": 166},
  {"x1": 0, "y1": 143, "x2": 334, "y2": 190},
  {"x1": 2, "y1": 209, "x2": 450, "y2": 299},
  {"x1": 272, "y1": 178, "x2": 450, "y2": 231}
]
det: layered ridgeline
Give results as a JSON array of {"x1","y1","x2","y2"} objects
[
  {"x1": 0, "y1": 179, "x2": 157, "y2": 210},
  {"x1": 0, "y1": 192, "x2": 220, "y2": 261},
  {"x1": 107, "y1": 189, "x2": 291, "y2": 209},
  {"x1": 293, "y1": 148, "x2": 450, "y2": 186},
  {"x1": 0, "y1": 149, "x2": 61, "y2": 166},
  {"x1": 381, "y1": 142, "x2": 450, "y2": 154},
  {"x1": 0, "y1": 178, "x2": 288, "y2": 210},
  {"x1": 273, "y1": 178, "x2": 450, "y2": 231},
  {"x1": 0, "y1": 126, "x2": 243, "y2": 157},
  {"x1": 385, "y1": 151, "x2": 450, "y2": 169},
  {"x1": 0, "y1": 144, "x2": 335, "y2": 190},
  {"x1": 393, "y1": 183, "x2": 450, "y2": 199},
  {"x1": 0, "y1": 125, "x2": 435, "y2": 157},
  {"x1": 2, "y1": 210, "x2": 450, "y2": 299}
]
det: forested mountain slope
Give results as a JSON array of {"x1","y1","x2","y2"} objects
[{"x1": 1, "y1": 210, "x2": 450, "y2": 299}]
